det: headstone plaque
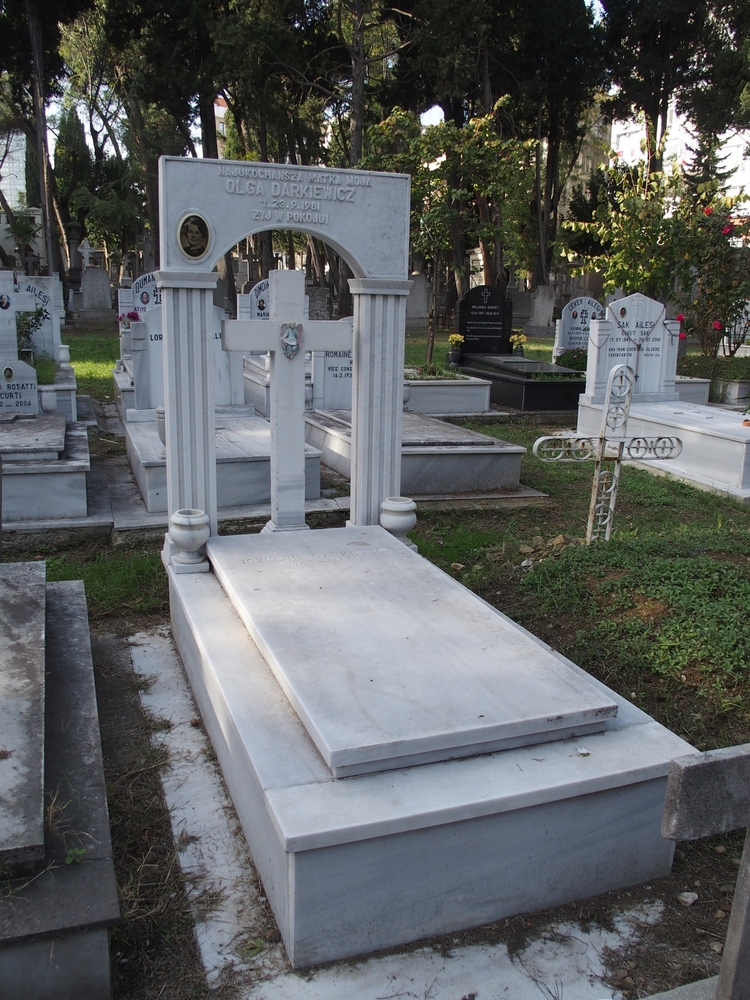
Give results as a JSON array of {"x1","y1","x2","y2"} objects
[
  {"x1": 553, "y1": 295, "x2": 605, "y2": 359},
  {"x1": 583, "y1": 292, "x2": 680, "y2": 404},
  {"x1": 312, "y1": 349, "x2": 353, "y2": 409},
  {"x1": 457, "y1": 285, "x2": 512, "y2": 355},
  {"x1": 0, "y1": 359, "x2": 38, "y2": 414},
  {"x1": 131, "y1": 271, "x2": 162, "y2": 317}
]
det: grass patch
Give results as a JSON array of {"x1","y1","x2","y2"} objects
[
  {"x1": 62, "y1": 326, "x2": 120, "y2": 401},
  {"x1": 45, "y1": 548, "x2": 168, "y2": 620},
  {"x1": 412, "y1": 418, "x2": 750, "y2": 751},
  {"x1": 32, "y1": 353, "x2": 56, "y2": 384}
]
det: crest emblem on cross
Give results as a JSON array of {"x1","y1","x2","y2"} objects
[{"x1": 280, "y1": 322, "x2": 304, "y2": 359}]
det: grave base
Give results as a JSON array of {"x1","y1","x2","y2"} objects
[
  {"x1": 170, "y1": 528, "x2": 694, "y2": 968},
  {"x1": 305, "y1": 409, "x2": 525, "y2": 494},
  {"x1": 112, "y1": 365, "x2": 135, "y2": 416},
  {"x1": 0, "y1": 422, "x2": 90, "y2": 521},
  {"x1": 578, "y1": 399, "x2": 750, "y2": 502},
  {"x1": 125, "y1": 408, "x2": 322, "y2": 513}
]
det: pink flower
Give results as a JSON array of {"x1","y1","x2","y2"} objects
[
  {"x1": 723, "y1": 225, "x2": 733, "y2": 235},
  {"x1": 679, "y1": 332, "x2": 687, "y2": 340},
  {"x1": 704, "y1": 206, "x2": 714, "y2": 215},
  {"x1": 676, "y1": 313, "x2": 685, "y2": 323},
  {"x1": 712, "y1": 320, "x2": 723, "y2": 331}
]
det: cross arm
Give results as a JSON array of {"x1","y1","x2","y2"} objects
[
  {"x1": 222, "y1": 317, "x2": 353, "y2": 353},
  {"x1": 662, "y1": 744, "x2": 750, "y2": 841}
]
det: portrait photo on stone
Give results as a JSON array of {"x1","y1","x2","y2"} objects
[{"x1": 179, "y1": 214, "x2": 210, "y2": 259}]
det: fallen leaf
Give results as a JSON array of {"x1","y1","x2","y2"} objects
[
  {"x1": 450, "y1": 562, "x2": 465, "y2": 571},
  {"x1": 519, "y1": 544, "x2": 534, "y2": 554},
  {"x1": 710, "y1": 942, "x2": 724, "y2": 954},
  {"x1": 715, "y1": 846, "x2": 727, "y2": 854},
  {"x1": 714, "y1": 909, "x2": 727, "y2": 920}
]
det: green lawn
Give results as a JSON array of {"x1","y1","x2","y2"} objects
[{"x1": 62, "y1": 323, "x2": 120, "y2": 401}]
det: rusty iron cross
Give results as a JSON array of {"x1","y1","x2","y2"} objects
[{"x1": 533, "y1": 364, "x2": 682, "y2": 543}]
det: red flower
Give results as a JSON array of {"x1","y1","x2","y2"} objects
[
  {"x1": 712, "y1": 320, "x2": 723, "y2": 331},
  {"x1": 676, "y1": 313, "x2": 685, "y2": 323},
  {"x1": 704, "y1": 206, "x2": 714, "y2": 215},
  {"x1": 679, "y1": 332, "x2": 687, "y2": 340},
  {"x1": 723, "y1": 225, "x2": 733, "y2": 235}
]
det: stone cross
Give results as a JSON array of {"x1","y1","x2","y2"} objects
[
  {"x1": 222, "y1": 269, "x2": 352, "y2": 532},
  {"x1": 79, "y1": 239, "x2": 95, "y2": 269},
  {"x1": 533, "y1": 364, "x2": 682, "y2": 543},
  {"x1": 662, "y1": 744, "x2": 750, "y2": 1000}
]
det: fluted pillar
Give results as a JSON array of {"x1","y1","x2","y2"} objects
[
  {"x1": 155, "y1": 270, "x2": 219, "y2": 535},
  {"x1": 348, "y1": 278, "x2": 412, "y2": 526}
]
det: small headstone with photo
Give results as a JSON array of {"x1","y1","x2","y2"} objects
[
  {"x1": 582, "y1": 292, "x2": 680, "y2": 404},
  {"x1": 238, "y1": 277, "x2": 270, "y2": 321},
  {"x1": 553, "y1": 295, "x2": 605, "y2": 359},
  {"x1": 457, "y1": 285, "x2": 512, "y2": 355},
  {"x1": 0, "y1": 271, "x2": 39, "y2": 415}
]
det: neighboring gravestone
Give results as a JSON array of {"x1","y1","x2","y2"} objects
[
  {"x1": 662, "y1": 744, "x2": 750, "y2": 1000},
  {"x1": 311, "y1": 349, "x2": 353, "y2": 409},
  {"x1": 81, "y1": 267, "x2": 112, "y2": 313},
  {"x1": 582, "y1": 292, "x2": 680, "y2": 405},
  {"x1": 457, "y1": 285, "x2": 512, "y2": 355},
  {"x1": 553, "y1": 295, "x2": 605, "y2": 359},
  {"x1": 17, "y1": 278, "x2": 64, "y2": 356},
  {"x1": 0, "y1": 271, "x2": 39, "y2": 414},
  {"x1": 307, "y1": 286, "x2": 330, "y2": 320},
  {"x1": 130, "y1": 303, "x2": 242, "y2": 411},
  {"x1": 238, "y1": 277, "x2": 270, "y2": 320},
  {"x1": 131, "y1": 271, "x2": 162, "y2": 317}
]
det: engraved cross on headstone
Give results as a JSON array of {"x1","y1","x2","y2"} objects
[
  {"x1": 662, "y1": 743, "x2": 750, "y2": 1000},
  {"x1": 222, "y1": 269, "x2": 352, "y2": 532},
  {"x1": 79, "y1": 239, "x2": 95, "y2": 269},
  {"x1": 481, "y1": 288, "x2": 491, "y2": 304},
  {"x1": 533, "y1": 364, "x2": 682, "y2": 543}
]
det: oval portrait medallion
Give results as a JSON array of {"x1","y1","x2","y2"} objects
[{"x1": 178, "y1": 214, "x2": 210, "y2": 261}]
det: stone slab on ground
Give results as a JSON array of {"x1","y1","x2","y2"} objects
[
  {"x1": 0, "y1": 580, "x2": 119, "y2": 1000},
  {"x1": 208, "y1": 527, "x2": 617, "y2": 776},
  {"x1": 0, "y1": 414, "x2": 66, "y2": 461},
  {"x1": 125, "y1": 408, "x2": 322, "y2": 513},
  {"x1": 171, "y1": 538, "x2": 694, "y2": 966},
  {"x1": 0, "y1": 562, "x2": 46, "y2": 869},
  {"x1": 578, "y1": 399, "x2": 750, "y2": 502},
  {"x1": 305, "y1": 409, "x2": 526, "y2": 494},
  {"x1": 0, "y1": 422, "x2": 90, "y2": 521}
]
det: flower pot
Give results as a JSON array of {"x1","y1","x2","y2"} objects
[
  {"x1": 447, "y1": 348, "x2": 462, "y2": 367},
  {"x1": 380, "y1": 496, "x2": 417, "y2": 550},
  {"x1": 169, "y1": 508, "x2": 210, "y2": 567}
]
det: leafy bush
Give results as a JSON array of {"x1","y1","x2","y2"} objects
[{"x1": 555, "y1": 348, "x2": 588, "y2": 371}]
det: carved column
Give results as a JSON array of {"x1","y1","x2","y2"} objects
[
  {"x1": 155, "y1": 270, "x2": 219, "y2": 535},
  {"x1": 348, "y1": 278, "x2": 411, "y2": 526}
]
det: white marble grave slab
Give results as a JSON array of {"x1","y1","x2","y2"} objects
[
  {"x1": 0, "y1": 414, "x2": 66, "y2": 461},
  {"x1": 0, "y1": 561, "x2": 46, "y2": 868},
  {"x1": 207, "y1": 527, "x2": 617, "y2": 777}
]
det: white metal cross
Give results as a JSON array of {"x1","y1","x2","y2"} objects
[
  {"x1": 533, "y1": 365, "x2": 682, "y2": 543},
  {"x1": 222, "y1": 269, "x2": 352, "y2": 532}
]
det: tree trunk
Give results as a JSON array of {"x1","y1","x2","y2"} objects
[
  {"x1": 349, "y1": 0, "x2": 366, "y2": 168},
  {"x1": 534, "y1": 105, "x2": 549, "y2": 286},
  {"x1": 24, "y1": 0, "x2": 55, "y2": 276}
]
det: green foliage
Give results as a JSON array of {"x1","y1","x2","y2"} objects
[
  {"x1": 16, "y1": 305, "x2": 48, "y2": 355},
  {"x1": 555, "y1": 348, "x2": 588, "y2": 371},
  {"x1": 54, "y1": 105, "x2": 92, "y2": 213},
  {"x1": 404, "y1": 361, "x2": 467, "y2": 380},
  {"x1": 677, "y1": 355, "x2": 750, "y2": 381},
  {"x1": 32, "y1": 353, "x2": 56, "y2": 384},
  {"x1": 672, "y1": 184, "x2": 750, "y2": 356}
]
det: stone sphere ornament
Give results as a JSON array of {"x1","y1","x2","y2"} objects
[
  {"x1": 380, "y1": 496, "x2": 418, "y2": 550},
  {"x1": 169, "y1": 508, "x2": 210, "y2": 569}
]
